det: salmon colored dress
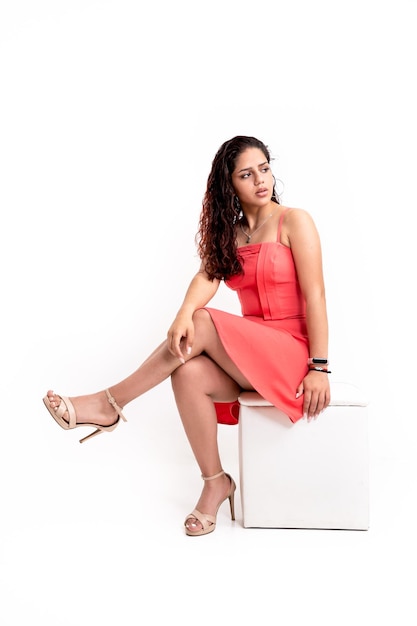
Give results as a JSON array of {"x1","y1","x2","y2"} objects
[{"x1": 208, "y1": 209, "x2": 309, "y2": 424}]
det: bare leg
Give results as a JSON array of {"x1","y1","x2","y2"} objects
[
  {"x1": 45, "y1": 340, "x2": 182, "y2": 426},
  {"x1": 45, "y1": 309, "x2": 252, "y2": 530},
  {"x1": 45, "y1": 309, "x2": 253, "y2": 426},
  {"x1": 171, "y1": 353, "x2": 241, "y2": 532}
]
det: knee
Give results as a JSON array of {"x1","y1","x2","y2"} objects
[
  {"x1": 171, "y1": 355, "x2": 208, "y2": 391},
  {"x1": 191, "y1": 309, "x2": 215, "y2": 343},
  {"x1": 192, "y1": 308, "x2": 213, "y2": 329}
]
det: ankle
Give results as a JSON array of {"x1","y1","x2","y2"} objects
[
  {"x1": 201, "y1": 472, "x2": 231, "y2": 498},
  {"x1": 202, "y1": 469, "x2": 224, "y2": 482}
]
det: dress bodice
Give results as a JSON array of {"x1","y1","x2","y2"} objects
[{"x1": 226, "y1": 212, "x2": 306, "y2": 321}]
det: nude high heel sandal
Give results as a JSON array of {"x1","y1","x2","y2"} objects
[
  {"x1": 42, "y1": 388, "x2": 127, "y2": 444},
  {"x1": 184, "y1": 470, "x2": 236, "y2": 536}
]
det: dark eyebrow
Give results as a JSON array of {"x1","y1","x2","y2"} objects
[{"x1": 237, "y1": 161, "x2": 268, "y2": 174}]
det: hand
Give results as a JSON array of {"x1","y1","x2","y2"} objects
[
  {"x1": 167, "y1": 312, "x2": 195, "y2": 364},
  {"x1": 296, "y1": 370, "x2": 331, "y2": 422}
]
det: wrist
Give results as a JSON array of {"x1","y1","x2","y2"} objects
[
  {"x1": 307, "y1": 357, "x2": 329, "y2": 366},
  {"x1": 177, "y1": 305, "x2": 195, "y2": 317}
]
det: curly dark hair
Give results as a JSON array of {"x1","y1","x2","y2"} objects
[{"x1": 197, "y1": 135, "x2": 280, "y2": 281}]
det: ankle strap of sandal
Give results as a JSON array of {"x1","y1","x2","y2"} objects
[
  {"x1": 201, "y1": 470, "x2": 225, "y2": 481},
  {"x1": 105, "y1": 389, "x2": 127, "y2": 422}
]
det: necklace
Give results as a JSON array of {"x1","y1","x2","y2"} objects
[{"x1": 239, "y1": 209, "x2": 277, "y2": 244}]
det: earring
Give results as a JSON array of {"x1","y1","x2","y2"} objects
[
  {"x1": 272, "y1": 176, "x2": 284, "y2": 200},
  {"x1": 234, "y1": 195, "x2": 242, "y2": 212}
]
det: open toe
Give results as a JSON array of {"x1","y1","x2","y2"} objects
[
  {"x1": 42, "y1": 389, "x2": 127, "y2": 443},
  {"x1": 184, "y1": 470, "x2": 236, "y2": 536}
]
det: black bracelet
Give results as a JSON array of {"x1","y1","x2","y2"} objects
[
  {"x1": 307, "y1": 357, "x2": 329, "y2": 365},
  {"x1": 309, "y1": 367, "x2": 332, "y2": 373}
]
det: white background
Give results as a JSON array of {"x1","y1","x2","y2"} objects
[{"x1": 1, "y1": 1, "x2": 416, "y2": 624}]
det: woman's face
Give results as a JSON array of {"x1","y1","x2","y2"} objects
[{"x1": 231, "y1": 147, "x2": 274, "y2": 208}]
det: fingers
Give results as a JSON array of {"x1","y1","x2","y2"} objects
[
  {"x1": 185, "y1": 325, "x2": 195, "y2": 357},
  {"x1": 167, "y1": 323, "x2": 195, "y2": 365},
  {"x1": 299, "y1": 370, "x2": 331, "y2": 422},
  {"x1": 297, "y1": 384, "x2": 323, "y2": 422},
  {"x1": 296, "y1": 381, "x2": 322, "y2": 421},
  {"x1": 168, "y1": 331, "x2": 186, "y2": 363},
  {"x1": 303, "y1": 395, "x2": 320, "y2": 421},
  {"x1": 302, "y1": 390, "x2": 330, "y2": 422},
  {"x1": 295, "y1": 384, "x2": 304, "y2": 399},
  {"x1": 296, "y1": 384, "x2": 323, "y2": 420}
]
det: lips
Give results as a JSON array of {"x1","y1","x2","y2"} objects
[{"x1": 256, "y1": 188, "x2": 268, "y2": 195}]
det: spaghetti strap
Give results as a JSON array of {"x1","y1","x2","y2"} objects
[{"x1": 277, "y1": 207, "x2": 289, "y2": 242}]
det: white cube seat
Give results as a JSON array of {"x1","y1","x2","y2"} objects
[{"x1": 238, "y1": 381, "x2": 369, "y2": 530}]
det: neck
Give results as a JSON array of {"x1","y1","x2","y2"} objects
[
  {"x1": 242, "y1": 201, "x2": 276, "y2": 229},
  {"x1": 239, "y1": 203, "x2": 279, "y2": 244}
]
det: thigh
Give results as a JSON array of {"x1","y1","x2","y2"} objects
[{"x1": 191, "y1": 309, "x2": 254, "y2": 390}]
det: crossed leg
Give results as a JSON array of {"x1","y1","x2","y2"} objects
[
  {"x1": 171, "y1": 351, "x2": 243, "y2": 533},
  {"x1": 171, "y1": 310, "x2": 254, "y2": 532},
  {"x1": 45, "y1": 309, "x2": 253, "y2": 529},
  {"x1": 45, "y1": 309, "x2": 252, "y2": 423}
]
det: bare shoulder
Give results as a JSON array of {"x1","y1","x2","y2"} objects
[
  {"x1": 282, "y1": 206, "x2": 313, "y2": 224},
  {"x1": 280, "y1": 207, "x2": 317, "y2": 245}
]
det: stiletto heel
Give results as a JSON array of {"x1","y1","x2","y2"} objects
[
  {"x1": 228, "y1": 482, "x2": 236, "y2": 521},
  {"x1": 79, "y1": 428, "x2": 104, "y2": 444},
  {"x1": 42, "y1": 388, "x2": 127, "y2": 443},
  {"x1": 184, "y1": 470, "x2": 236, "y2": 536}
]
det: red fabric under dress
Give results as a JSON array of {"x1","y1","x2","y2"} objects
[{"x1": 209, "y1": 209, "x2": 309, "y2": 425}]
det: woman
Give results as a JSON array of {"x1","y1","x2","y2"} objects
[{"x1": 43, "y1": 135, "x2": 330, "y2": 536}]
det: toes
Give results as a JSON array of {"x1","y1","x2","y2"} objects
[
  {"x1": 47, "y1": 391, "x2": 58, "y2": 409},
  {"x1": 186, "y1": 520, "x2": 201, "y2": 532},
  {"x1": 185, "y1": 516, "x2": 203, "y2": 533}
]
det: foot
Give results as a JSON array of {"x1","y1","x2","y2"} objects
[
  {"x1": 185, "y1": 472, "x2": 233, "y2": 534},
  {"x1": 45, "y1": 390, "x2": 121, "y2": 427}
]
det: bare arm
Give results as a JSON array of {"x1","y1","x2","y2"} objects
[
  {"x1": 285, "y1": 208, "x2": 330, "y2": 419},
  {"x1": 167, "y1": 266, "x2": 220, "y2": 363}
]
